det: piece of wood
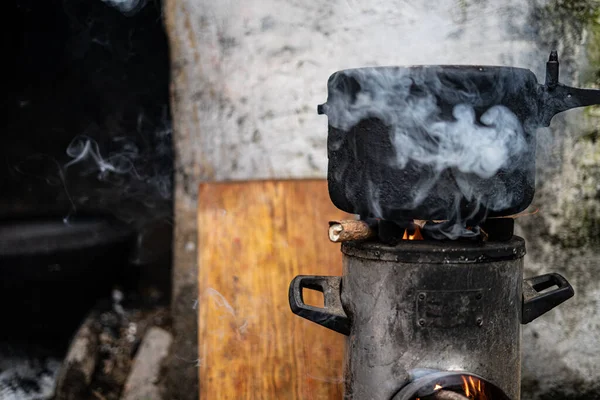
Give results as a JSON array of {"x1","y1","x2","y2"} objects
[
  {"x1": 54, "y1": 313, "x2": 98, "y2": 400},
  {"x1": 198, "y1": 180, "x2": 348, "y2": 399},
  {"x1": 429, "y1": 391, "x2": 469, "y2": 400},
  {"x1": 328, "y1": 219, "x2": 375, "y2": 243},
  {"x1": 121, "y1": 327, "x2": 173, "y2": 400}
]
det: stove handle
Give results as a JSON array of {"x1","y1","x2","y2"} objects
[
  {"x1": 288, "y1": 275, "x2": 350, "y2": 336},
  {"x1": 522, "y1": 272, "x2": 574, "y2": 324}
]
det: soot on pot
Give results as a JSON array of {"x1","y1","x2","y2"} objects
[{"x1": 320, "y1": 66, "x2": 533, "y2": 239}]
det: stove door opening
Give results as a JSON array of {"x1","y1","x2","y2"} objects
[{"x1": 392, "y1": 371, "x2": 511, "y2": 400}]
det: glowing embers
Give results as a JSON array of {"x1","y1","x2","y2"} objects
[
  {"x1": 328, "y1": 208, "x2": 539, "y2": 245},
  {"x1": 402, "y1": 223, "x2": 424, "y2": 241},
  {"x1": 401, "y1": 207, "x2": 540, "y2": 243},
  {"x1": 411, "y1": 374, "x2": 508, "y2": 400},
  {"x1": 394, "y1": 371, "x2": 512, "y2": 400}
]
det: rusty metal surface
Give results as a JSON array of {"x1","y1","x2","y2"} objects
[
  {"x1": 341, "y1": 235, "x2": 526, "y2": 263},
  {"x1": 415, "y1": 289, "x2": 484, "y2": 329},
  {"x1": 339, "y1": 238, "x2": 525, "y2": 400},
  {"x1": 290, "y1": 235, "x2": 576, "y2": 399}
]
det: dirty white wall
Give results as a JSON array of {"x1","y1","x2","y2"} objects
[
  {"x1": 167, "y1": 0, "x2": 547, "y2": 185},
  {"x1": 165, "y1": 0, "x2": 600, "y2": 398}
]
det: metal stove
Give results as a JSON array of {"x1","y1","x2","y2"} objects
[{"x1": 288, "y1": 52, "x2": 599, "y2": 400}]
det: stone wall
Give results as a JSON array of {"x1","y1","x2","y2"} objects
[
  {"x1": 165, "y1": 0, "x2": 600, "y2": 398},
  {"x1": 516, "y1": 1, "x2": 600, "y2": 398}
]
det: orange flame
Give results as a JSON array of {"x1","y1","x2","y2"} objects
[
  {"x1": 418, "y1": 375, "x2": 488, "y2": 399},
  {"x1": 460, "y1": 375, "x2": 488, "y2": 400},
  {"x1": 402, "y1": 225, "x2": 424, "y2": 240}
]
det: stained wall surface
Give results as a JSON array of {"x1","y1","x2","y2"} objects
[{"x1": 165, "y1": 1, "x2": 600, "y2": 398}]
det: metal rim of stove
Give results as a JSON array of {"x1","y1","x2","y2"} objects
[{"x1": 341, "y1": 235, "x2": 526, "y2": 264}]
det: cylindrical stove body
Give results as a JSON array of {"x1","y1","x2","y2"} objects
[
  {"x1": 290, "y1": 235, "x2": 574, "y2": 400},
  {"x1": 339, "y1": 237, "x2": 525, "y2": 400}
]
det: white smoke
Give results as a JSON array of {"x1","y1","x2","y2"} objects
[
  {"x1": 426, "y1": 104, "x2": 525, "y2": 178},
  {"x1": 64, "y1": 133, "x2": 172, "y2": 200},
  {"x1": 325, "y1": 67, "x2": 526, "y2": 179},
  {"x1": 101, "y1": 0, "x2": 148, "y2": 15},
  {"x1": 322, "y1": 67, "x2": 530, "y2": 239},
  {"x1": 62, "y1": 123, "x2": 172, "y2": 224},
  {"x1": 65, "y1": 136, "x2": 138, "y2": 177}
]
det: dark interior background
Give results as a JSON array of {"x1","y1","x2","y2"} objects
[
  {"x1": 0, "y1": 0, "x2": 172, "y2": 340},
  {"x1": 2, "y1": 0, "x2": 171, "y2": 223}
]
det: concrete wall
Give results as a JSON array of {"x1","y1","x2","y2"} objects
[
  {"x1": 167, "y1": 0, "x2": 547, "y2": 185},
  {"x1": 165, "y1": 0, "x2": 600, "y2": 398}
]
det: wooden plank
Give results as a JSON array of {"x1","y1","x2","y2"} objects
[{"x1": 198, "y1": 180, "x2": 347, "y2": 399}]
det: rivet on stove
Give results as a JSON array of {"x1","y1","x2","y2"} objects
[
  {"x1": 418, "y1": 293, "x2": 425, "y2": 301},
  {"x1": 476, "y1": 318, "x2": 483, "y2": 326},
  {"x1": 476, "y1": 293, "x2": 483, "y2": 300},
  {"x1": 418, "y1": 319, "x2": 426, "y2": 327}
]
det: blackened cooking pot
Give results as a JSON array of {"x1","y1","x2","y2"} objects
[{"x1": 319, "y1": 51, "x2": 600, "y2": 223}]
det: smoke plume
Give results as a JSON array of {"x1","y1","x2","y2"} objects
[
  {"x1": 322, "y1": 66, "x2": 531, "y2": 239},
  {"x1": 100, "y1": 0, "x2": 148, "y2": 16},
  {"x1": 61, "y1": 111, "x2": 172, "y2": 224}
]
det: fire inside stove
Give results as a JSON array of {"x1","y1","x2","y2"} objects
[
  {"x1": 461, "y1": 375, "x2": 486, "y2": 399},
  {"x1": 407, "y1": 373, "x2": 510, "y2": 400},
  {"x1": 402, "y1": 225, "x2": 423, "y2": 240},
  {"x1": 402, "y1": 221, "x2": 424, "y2": 240},
  {"x1": 329, "y1": 207, "x2": 540, "y2": 245}
]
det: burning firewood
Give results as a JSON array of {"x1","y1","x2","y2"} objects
[
  {"x1": 428, "y1": 390, "x2": 470, "y2": 400},
  {"x1": 328, "y1": 220, "x2": 376, "y2": 242},
  {"x1": 402, "y1": 224, "x2": 424, "y2": 240}
]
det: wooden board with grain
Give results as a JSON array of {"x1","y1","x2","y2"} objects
[{"x1": 198, "y1": 180, "x2": 348, "y2": 399}]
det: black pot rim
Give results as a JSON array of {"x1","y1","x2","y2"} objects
[{"x1": 330, "y1": 65, "x2": 532, "y2": 77}]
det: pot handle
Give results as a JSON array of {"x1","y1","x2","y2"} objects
[
  {"x1": 288, "y1": 275, "x2": 351, "y2": 335},
  {"x1": 538, "y1": 50, "x2": 600, "y2": 126},
  {"x1": 522, "y1": 272, "x2": 574, "y2": 324}
]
